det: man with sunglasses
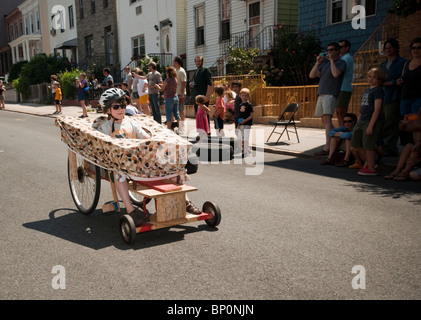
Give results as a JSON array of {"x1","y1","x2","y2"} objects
[{"x1": 310, "y1": 42, "x2": 346, "y2": 156}]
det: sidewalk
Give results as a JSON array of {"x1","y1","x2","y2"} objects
[{"x1": 1, "y1": 102, "x2": 399, "y2": 167}]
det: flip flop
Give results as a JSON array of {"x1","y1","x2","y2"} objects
[{"x1": 393, "y1": 175, "x2": 408, "y2": 181}]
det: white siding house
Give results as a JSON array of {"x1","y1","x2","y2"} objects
[
  {"x1": 186, "y1": 0, "x2": 279, "y2": 76},
  {"x1": 47, "y1": 0, "x2": 78, "y2": 64},
  {"x1": 117, "y1": 0, "x2": 186, "y2": 69}
]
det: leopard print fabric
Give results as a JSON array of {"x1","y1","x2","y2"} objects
[{"x1": 55, "y1": 115, "x2": 192, "y2": 179}]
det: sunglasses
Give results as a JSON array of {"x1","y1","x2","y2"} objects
[
  {"x1": 327, "y1": 48, "x2": 337, "y2": 52},
  {"x1": 343, "y1": 120, "x2": 354, "y2": 124},
  {"x1": 112, "y1": 104, "x2": 126, "y2": 110},
  {"x1": 411, "y1": 46, "x2": 421, "y2": 50}
]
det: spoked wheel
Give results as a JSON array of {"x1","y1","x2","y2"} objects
[
  {"x1": 68, "y1": 152, "x2": 101, "y2": 215},
  {"x1": 203, "y1": 201, "x2": 221, "y2": 227},
  {"x1": 128, "y1": 191, "x2": 152, "y2": 207},
  {"x1": 120, "y1": 214, "x2": 137, "y2": 244}
]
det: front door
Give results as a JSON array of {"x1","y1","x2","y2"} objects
[{"x1": 160, "y1": 22, "x2": 171, "y2": 54}]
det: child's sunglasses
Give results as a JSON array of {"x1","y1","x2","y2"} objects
[{"x1": 112, "y1": 104, "x2": 126, "y2": 110}]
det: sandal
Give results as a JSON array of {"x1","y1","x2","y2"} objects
[
  {"x1": 186, "y1": 200, "x2": 201, "y2": 215},
  {"x1": 349, "y1": 162, "x2": 363, "y2": 169},
  {"x1": 335, "y1": 159, "x2": 349, "y2": 167},
  {"x1": 394, "y1": 175, "x2": 408, "y2": 181},
  {"x1": 384, "y1": 173, "x2": 398, "y2": 180},
  {"x1": 320, "y1": 158, "x2": 332, "y2": 165}
]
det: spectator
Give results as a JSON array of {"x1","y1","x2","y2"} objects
[
  {"x1": 0, "y1": 83, "x2": 6, "y2": 109},
  {"x1": 53, "y1": 82, "x2": 62, "y2": 115},
  {"x1": 191, "y1": 56, "x2": 212, "y2": 129},
  {"x1": 101, "y1": 68, "x2": 114, "y2": 92},
  {"x1": 309, "y1": 42, "x2": 346, "y2": 156},
  {"x1": 237, "y1": 88, "x2": 254, "y2": 157},
  {"x1": 147, "y1": 61, "x2": 163, "y2": 124},
  {"x1": 320, "y1": 113, "x2": 357, "y2": 167},
  {"x1": 157, "y1": 66, "x2": 180, "y2": 130},
  {"x1": 351, "y1": 67, "x2": 385, "y2": 176},
  {"x1": 384, "y1": 142, "x2": 420, "y2": 181},
  {"x1": 231, "y1": 80, "x2": 243, "y2": 153},
  {"x1": 397, "y1": 37, "x2": 421, "y2": 145},
  {"x1": 336, "y1": 39, "x2": 354, "y2": 127},
  {"x1": 136, "y1": 70, "x2": 150, "y2": 116},
  {"x1": 76, "y1": 73, "x2": 89, "y2": 118},
  {"x1": 173, "y1": 56, "x2": 187, "y2": 135},
  {"x1": 380, "y1": 38, "x2": 406, "y2": 156},
  {"x1": 122, "y1": 66, "x2": 132, "y2": 92},
  {"x1": 212, "y1": 85, "x2": 226, "y2": 137},
  {"x1": 195, "y1": 95, "x2": 210, "y2": 142}
]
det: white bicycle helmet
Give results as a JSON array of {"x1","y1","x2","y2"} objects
[{"x1": 99, "y1": 88, "x2": 126, "y2": 110}]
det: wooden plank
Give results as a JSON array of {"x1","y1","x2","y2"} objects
[
  {"x1": 128, "y1": 182, "x2": 197, "y2": 198},
  {"x1": 156, "y1": 192, "x2": 186, "y2": 222},
  {"x1": 68, "y1": 150, "x2": 78, "y2": 181}
]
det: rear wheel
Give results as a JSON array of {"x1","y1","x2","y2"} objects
[
  {"x1": 68, "y1": 153, "x2": 101, "y2": 215},
  {"x1": 203, "y1": 201, "x2": 221, "y2": 227}
]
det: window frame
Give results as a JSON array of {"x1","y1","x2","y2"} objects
[
  {"x1": 195, "y1": 4, "x2": 205, "y2": 47},
  {"x1": 69, "y1": 5, "x2": 74, "y2": 29},
  {"x1": 220, "y1": 0, "x2": 231, "y2": 42},
  {"x1": 132, "y1": 35, "x2": 145, "y2": 57},
  {"x1": 327, "y1": 0, "x2": 376, "y2": 25}
]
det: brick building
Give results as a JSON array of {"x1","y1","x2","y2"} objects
[{"x1": 75, "y1": 0, "x2": 120, "y2": 79}]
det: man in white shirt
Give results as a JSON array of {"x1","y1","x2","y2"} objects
[{"x1": 173, "y1": 56, "x2": 187, "y2": 135}]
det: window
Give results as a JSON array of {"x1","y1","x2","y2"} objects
[
  {"x1": 24, "y1": 18, "x2": 28, "y2": 35},
  {"x1": 80, "y1": 0, "x2": 84, "y2": 19},
  {"x1": 195, "y1": 5, "x2": 205, "y2": 46},
  {"x1": 36, "y1": 11, "x2": 40, "y2": 31},
  {"x1": 103, "y1": 0, "x2": 108, "y2": 8},
  {"x1": 220, "y1": 0, "x2": 230, "y2": 41},
  {"x1": 14, "y1": 23, "x2": 18, "y2": 39},
  {"x1": 85, "y1": 35, "x2": 94, "y2": 58},
  {"x1": 129, "y1": 0, "x2": 137, "y2": 4},
  {"x1": 132, "y1": 35, "x2": 145, "y2": 57},
  {"x1": 91, "y1": 0, "x2": 96, "y2": 14},
  {"x1": 328, "y1": 0, "x2": 376, "y2": 24},
  {"x1": 69, "y1": 6, "x2": 74, "y2": 29},
  {"x1": 10, "y1": 26, "x2": 14, "y2": 41},
  {"x1": 19, "y1": 20, "x2": 23, "y2": 36},
  {"x1": 30, "y1": 15, "x2": 34, "y2": 33}
]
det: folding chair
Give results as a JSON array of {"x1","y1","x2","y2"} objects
[{"x1": 266, "y1": 103, "x2": 300, "y2": 144}]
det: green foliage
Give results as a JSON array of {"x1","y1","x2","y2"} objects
[
  {"x1": 12, "y1": 53, "x2": 69, "y2": 98},
  {"x1": 264, "y1": 24, "x2": 321, "y2": 86},
  {"x1": 389, "y1": 0, "x2": 421, "y2": 17},
  {"x1": 58, "y1": 69, "x2": 82, "y2": 99},
  {"x1": 227, "y1": 47, "x2": 259, "y2": 75},
  {"x1": 8, "y1": 60, "x2": 28, "y2": 83}
]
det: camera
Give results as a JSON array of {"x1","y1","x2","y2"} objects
[{"x1": 321, "y1": 52, "x2": 327, "y2": 57}]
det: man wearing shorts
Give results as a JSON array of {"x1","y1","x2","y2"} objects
[
  {"x1": 336, "y1": 40, "x2": 353, "y2": 128},
  {"x1": 173, "y1": 56, "x2": 187, "y2": 135},
  {"x1": 310, "y1": 42, "x2": 346, "y2": 156}
]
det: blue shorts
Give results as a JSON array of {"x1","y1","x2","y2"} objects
[
  {"x1": 78, "y1": 92, "x2": 87, "y2": 101},
  {"x1": 400, "y1": 98, "x2": 421, "y2": 115}
]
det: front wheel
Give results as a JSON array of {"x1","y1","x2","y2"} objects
[
  {"x1": 68, "y1": 153, "x2": 101, "y2": 215},
  {"x1": 120, "y1": 215, "x2": 137, "y2": 244},
  {"x1": 203, "y1": 201, "x2": 221, "y2": 227}
]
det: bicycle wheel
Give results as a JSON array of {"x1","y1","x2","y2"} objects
[{"x1": 68, "y1": 153, "x2": 101, "y2": 215}]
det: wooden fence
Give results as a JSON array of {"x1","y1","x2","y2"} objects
[{"x1": 211, "y1": 74, "x2": 368, "y2": 120}]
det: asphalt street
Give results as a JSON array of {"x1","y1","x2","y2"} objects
[{"x1": 0, "y1": 112, "x2": 420, "y2": 301}]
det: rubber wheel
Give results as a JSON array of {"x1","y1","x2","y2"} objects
[
  {"x1": 203, "y1": 201, "x2": 221, "y2": 227},
  {"x1": 119, "y1": 214, "x2": 137, "y2": 244},
  {"x1": 186, "y1": 153, "x2": 199, "y2": 174},
  {"x1": 68, "y1": 154, "x2": 101, "y2": 215}
]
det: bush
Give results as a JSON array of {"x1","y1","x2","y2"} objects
[
  {"x1": 58, "y1": 69, "x2": 82, "y2": 99},
  {"x1": 12, "y1": 53, "x2": 69, "y2": 98},
  {"x1": 8, "y1": 60, "x2": 28, "y2": 83}
]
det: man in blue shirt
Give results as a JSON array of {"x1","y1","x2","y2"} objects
[
  {"x1": 336, "y1": 40, "x2": 354, "y2": 128},
  {"x1": 380, "y1": 38, "x2": 406, "y2": 156}
]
